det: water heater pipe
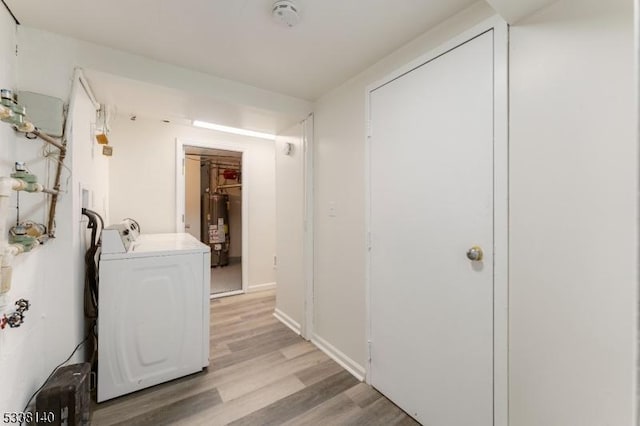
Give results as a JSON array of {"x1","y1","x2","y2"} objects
[{"x1": 216, "y1": 184, "x2": 242, "y2": 190}]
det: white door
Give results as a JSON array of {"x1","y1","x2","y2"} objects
[{"x1": 369, "y1": 30, "x2": 495, "y2": 425}]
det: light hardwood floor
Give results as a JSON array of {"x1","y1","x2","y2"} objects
[{"x1": 91, "y1": 290, "x2": 419, "y2": 425}]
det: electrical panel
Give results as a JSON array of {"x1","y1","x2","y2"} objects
[{"x1": 17, "y1": 91, "x2": 64, "y2": 137}]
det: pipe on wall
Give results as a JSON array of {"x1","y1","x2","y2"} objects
[
  {"x1": 0, "y1": 176, "x2": 52, "y2": 311},
  {"x1": 216, "y1": 184, "x2": 242, "y2": 190},
  {"x1": 6, "y1": 96, "x2": 67, "y2": 234},
  {"x1": 45, "y1": 68, "x2": 94, "y2": 236},
  {"x1": 0, "y1": 243, "x2": 24, "y2": 310}
]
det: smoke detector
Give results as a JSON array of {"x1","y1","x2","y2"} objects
[{"x1": 272, "y1": 1, "x2": 300, "y2": 28}]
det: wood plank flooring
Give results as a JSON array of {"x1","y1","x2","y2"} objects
[{"x1": 91, "y1": 290, "x2": 419, "y2": 425}]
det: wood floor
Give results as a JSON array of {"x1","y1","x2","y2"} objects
[{"x1": 91, "y1": 290, "x2": 419, "y2": 425}]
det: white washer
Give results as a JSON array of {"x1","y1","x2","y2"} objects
[{"x1": 97, "y1": 224, "x2": 210, "y2": 402}]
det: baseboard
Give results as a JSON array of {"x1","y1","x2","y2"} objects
[
  {"x1": 210, "y1": 290, "x2": 243, "y2": 300},
  {"x1": 273, "y1": 308, "x2": 301, "y2": 335},
  {"x1": 311, "y1": 333, "x2": 366, "y2": 382},
  {"x1": 247, "y1": 282, "x2": 276, "y2": 293}
]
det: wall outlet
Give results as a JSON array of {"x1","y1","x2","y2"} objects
[{"x1": 81, "y1": 188, "x2": 89, "y2": 209}]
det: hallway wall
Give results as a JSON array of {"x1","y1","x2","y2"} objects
[{"x1": 508, "y1": 0, "x2": 637, "y2": 423}]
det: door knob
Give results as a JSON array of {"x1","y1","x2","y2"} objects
[{"x1": 466, "y1": 246, "x2": 483, "y2": 261}]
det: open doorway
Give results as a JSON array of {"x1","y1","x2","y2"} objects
[{"x1": 184, "y1": 146, "x2": 243, "y2": 297}]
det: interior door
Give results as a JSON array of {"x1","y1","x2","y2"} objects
[{"x1": 369, "y1": 30, "x2": 495, "y2": 425}]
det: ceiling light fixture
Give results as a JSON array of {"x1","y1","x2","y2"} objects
[
  {"x1": 192, "y1": 120, "x2": 276, "y2": 141},
  {"x1": 272, "y1": 0, "x2": 300, "y2": 28}
]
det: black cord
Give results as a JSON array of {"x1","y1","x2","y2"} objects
[
  {"x1": 82, "y1": 208, "x2": 104, "y2": 240},
  {"x1": 24, "y1": 212, "x2": 102, "y2": 420},
  {"x1": 81, "y1": 208, "x2": 103, "y2": 319},
  {"x1": 21, "y1": 335, "x2": 89, "y2": 415},
  {"x1": 1, "y1": 0, "x2": 19, "y2": 25}
]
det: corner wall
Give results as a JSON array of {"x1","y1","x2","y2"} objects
[{"x1": 508, "y1": 0, "x2": 637, "y2": 424}]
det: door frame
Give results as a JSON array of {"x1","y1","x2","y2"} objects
[
  {"x1": 175, "y1": 138, "x2": 250, "y2": 296},
  {"x1": 302, "y1": 114, "x2": 315, "y2": 339},
  {"x1": 364, "y1": 16, "x2": 509, "y2": 425}
]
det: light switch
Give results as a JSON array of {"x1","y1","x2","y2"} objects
[{"x1": 328, "y1": 201, "x2": 337, "y2": 217}]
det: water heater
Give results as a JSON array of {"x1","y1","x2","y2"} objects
[{"x1": 202, "y1": 190, "x2": 230, "y2": 267}]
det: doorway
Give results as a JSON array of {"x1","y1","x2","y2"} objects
[
  {"x1": 366, "y1": 19, "x2": 508, "y2": 426},
  {"x1": 181, "y1": 144, "x2": 247, "y2": 298}
]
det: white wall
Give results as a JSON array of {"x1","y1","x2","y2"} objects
[
  {"x1": 0, "y1": 4, "x2": 17, "y2": 199},
  {"x1": 0, "y1": 9, "x2": 45, "y2": 412},
  {"x1": 108, "y1": 117, "x2": 276, "y2": 288},
  {"x1": 274, "y1": 121, "x2": 305, "y2": 331},
  {"x1": 508, "y1": 0, "x2": 637, "y2": 424},
  {"x1": 0, "y1": 7, "x2": 108, "y2": 410},
  {"x1": 312, "y1": 1, "x2": 495, "y2": 370}
]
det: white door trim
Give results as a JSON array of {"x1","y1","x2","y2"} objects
[
  {"x1": 364, "y1": 16, "x2": 509, "y2": 426},
  {"x1": 175, "y1": 138, "x2": 250, "y2": 294},
  {"x1": 302, "y1": 114, "x2": 315, "y2": 340}
]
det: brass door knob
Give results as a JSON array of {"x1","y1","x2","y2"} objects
[{"x1": 466, "y1": 246, "x2": 483, "y2": 261}]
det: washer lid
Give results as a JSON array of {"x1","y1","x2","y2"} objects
[{"x1": 100, "y1": 232, "x2": 210, "y2": 260}]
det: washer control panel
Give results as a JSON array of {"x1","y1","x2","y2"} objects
[{"x1": 101, "y1": 219, "x2": 140, "y2": 254}]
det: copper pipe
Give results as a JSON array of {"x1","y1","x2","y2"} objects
[
  {"x1": 28, "y1": 129, "x2": 66, "y2": 235},
  {"x1": 46, "y1": 145, "x2": 66, "y2": 236},
  {"x1": 32, "y1": 130, "x2": 65, "y2": 151}
]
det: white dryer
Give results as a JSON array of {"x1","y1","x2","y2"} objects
[{"x1": 97, "y1": 222, "x2": 210, "y2": 402}]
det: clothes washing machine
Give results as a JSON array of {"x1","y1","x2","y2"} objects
[{"x1": 97, "y1": 221, "x2": 210, "y2": 402}]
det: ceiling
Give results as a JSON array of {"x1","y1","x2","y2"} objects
[
  {"x1": 3, "y1": 0, "x2": 558, "y2": 134},
  {"x1": 83, "y1": 69, "x2": 301, "y2": 132},
  {"x1": 5, "y1": 0, "x2": 478, "y2": 101}
]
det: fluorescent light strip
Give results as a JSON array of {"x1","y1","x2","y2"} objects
[{"x1": 192, "y1": 120, "x2": 276, "y2": 140}]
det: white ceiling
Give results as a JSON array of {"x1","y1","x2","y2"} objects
[
  {"x1": 83, "y1": 69, "x2": 301, "y2": 132},
  {"x1": 484, "y1": 0, "x2": 557, "y2": 23},
  {"x1": 3, "y1": 0, "x2": 558, "y2": 134},
  {"x1": 5, "y1": 0, "x2": 478, "y2": 101}
]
